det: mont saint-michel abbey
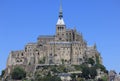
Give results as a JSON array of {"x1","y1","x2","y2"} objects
[{"x1": 6, "y1": 4, "x2": 102, "y2": 75}]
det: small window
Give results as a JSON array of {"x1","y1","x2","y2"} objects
[
  {"x1": 17, "y1": 60, "x2": 19, "y2": 62},
  {"x1": 54, "y1": 54, "x2": 57, "y2": 56},
  {"x1": 50, "y1": 54, "x2": 52, "y2": 56},
  {"x1": 38, "y1": 52, "x2": 39, "y2": 55},
  {"x1": 21, "y1": 53, "x2": 23, "y2": 56},
  {"x1": 20, "y1": 60, "x2": 22, "y2": 62},
  {"x1": 59, "y1": 38, "x2": 62, "y2": 40}
]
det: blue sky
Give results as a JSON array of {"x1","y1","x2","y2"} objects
[{"x1": 0, "y1": 0, "x2": 120, "y2": 74}]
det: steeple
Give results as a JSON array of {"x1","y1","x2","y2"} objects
[
  {"x1": 59, "y1": 1, "x2": 63, "y2": 19},
  {"x1": 56, "y1": 0, "x2": 65, "y2": 25}
]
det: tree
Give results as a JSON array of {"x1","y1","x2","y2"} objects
[
  {"x1": 89, "y1": 67, "x2": 97, "y2": 79},
  {"x1": 1, "y1": 70, "x2": 5, "y2": 77},
  {"x1": 98, "y1": 78, "x2": 104, "y2": 81},
  {"x1": 81, "y1": 64, "x2": 97, "y2": 80},
  {"x1": 71, "y1": 73, "x2": 76, "y2": 80},
  {"x1": 88, "y1": 58, "x2": 95, "y2": 66},
  {"x1": 35, "y1": 73, "x2": 61, "y2": 81},
  {"x1": 95, "y1": 64, "x2": 106, "y2": 72},
  {"x1": 81, "y1": 66, "x2": 90, "y2": 79},
  {"x1": 43, "y1": 76, "x2": 61, "y2": 81},
  {"x1": 101, "y1": 75, "x2": 108, "y2": 81},
  {"x1": 11, "y1": 66, "x2": 26, "y2": 80}
]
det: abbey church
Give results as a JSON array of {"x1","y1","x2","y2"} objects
[{"x1": 6, "y1": 3, "x2": 102, "y2": 75}]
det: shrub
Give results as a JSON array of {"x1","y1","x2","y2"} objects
[
  {"x1": 88, "y1": 58, "x2": 95, "y2": 66},
  {"x1": 1, "y1": 69, "x2": 5, "y2": 77},
  {"x1": 11, "y1": 66, "x2": 26, "y2": 80}
]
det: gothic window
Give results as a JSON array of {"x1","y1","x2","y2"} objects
[
  {"x1": 38, "y1": 52, "x2": 39, "y2": 55},
  {"x1": 21, "y1": 53, "x2": 23, "y2": 56}
]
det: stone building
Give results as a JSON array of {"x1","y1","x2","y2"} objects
[
  {"x1": 108, "y1": 70, "x2": 120, "y2": 81},
  {"x1": 6, "y1": 3, "x2": 102, "y2": 76}
]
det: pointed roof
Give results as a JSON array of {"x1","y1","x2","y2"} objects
[
  {"x1": 56, "y1": 0, "x2": 65, "y2": 25},
  {"x1": 57, "y1": 18, "x2": 65, "y2": 25},
  {"x1": 59, "y1": 1, "x2": 63, "y2": 19}
]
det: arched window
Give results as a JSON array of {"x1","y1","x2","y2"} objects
[{"x1": 21, "y1": 53, "x2": 23, "y2": 56}]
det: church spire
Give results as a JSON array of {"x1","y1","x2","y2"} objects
[
  {"x1": 56, "y1": 0, "x2": 65, "y2": 25},
  {"x1": 59, "y1": 0, "x2": 63, "y2": 19}
]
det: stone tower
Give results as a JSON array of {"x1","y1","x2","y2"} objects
[{"x1": 55, "y1": 3, "x2": 66, "y2": 42}]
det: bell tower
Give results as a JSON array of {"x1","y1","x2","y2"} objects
[{"x1": 56, "y1": 1, "x2": 66, "y2": 41}]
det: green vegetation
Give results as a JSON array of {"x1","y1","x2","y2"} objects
[
  {"x1": 11, "y1": 66, "x2": 26, "y2": 80},
  {"x1": 98, "y1": 78, "x2": 104, "y2": 81},
  {"x1": 95, "y1": 64, "x2": 107, "y2": 73},
  {"x1": 89, "y1": 67, "x2": 97, "y2": 79},
  {"x1": 61, "y1": 59, "x2": 65, "y2": 64},
  {"x1": 3, "y1": 56, "x2": 107, "y2": 81},
  {"x1": 34, "y1": 67, "x2": 61, "y2": 81},
  {"x1": 35, "y1": 75, "x2": 61, "y2": 81},
  {"x1": 73, "y1": 65, "x2": 82, "y2": 71},
  {"x1": 57, "y1": 65, "x2": 68, "y2": 73},
  {"x1": 71, "y1": 64, "x2": 97, "y2": 80},
  {"x1": 1, "y1": 69, "x2": 5, "y2": 78},
  {"x1": 2, "y1": 63, "x2": 108, "y2": 81},
  {"x1": 95, "y1": 54, "x2": 100, "y2": 64},
  {"x1": 76, "y1": 78, "x2": 85, "y2": 81},
  {"x1": 71, "y1": 63, "x2": 108, "y2": 81},
  {"x1": 81, "y1": 66, "x2": 90, "y2": 79},
  {"x1": 101, "y1": 75, "x2": 108, "y2": 81},
  {"x1": 88, "y1": 58, "x2": 95, "y2": 66}
]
